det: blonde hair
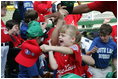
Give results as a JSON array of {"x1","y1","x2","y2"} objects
[{"x1": 60, "y1": 24, "x2": 81, "y2": 44}]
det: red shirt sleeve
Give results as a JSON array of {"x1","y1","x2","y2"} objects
[
  {"x1": 87, "y1": 1, "x2": 108, "y2": 13},
  {"x1": 69, "y1": 44, "x2": 82, "y2": 66},
  {"x1": 87, "y1": 1, "x2": 117, "y2": 17}
]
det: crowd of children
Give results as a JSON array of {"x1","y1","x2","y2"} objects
[{"x1": 1, "y1": 1, "x2": 117, "y2": 78}]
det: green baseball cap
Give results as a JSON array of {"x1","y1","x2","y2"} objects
[{"x1": 27, "y1": 21, "x2": 43, "y2": 38}]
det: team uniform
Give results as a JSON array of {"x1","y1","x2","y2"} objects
[
  {"x1": 88, "y1": 37, "x2": 117, "y2": 78},
  {"x1": 87, "y1": 1, "x2": 117, "y2": 17},
  {"x1": 1, "y1": 20, "x2": 12, "y2": 78},
  {"x1": 11, "y1": 34, "x2": 24, "y2": 47},
  {"x1": 54, "y1": 44, "x2": 82, "y2": 78}
]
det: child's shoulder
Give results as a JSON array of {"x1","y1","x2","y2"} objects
[{"x1": 69, "y1": 44, "x2": 80, "y2": 51}]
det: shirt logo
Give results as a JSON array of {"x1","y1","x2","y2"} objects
[{"x1": 25, "y1": 49, "x2": 35, "y2": 56}]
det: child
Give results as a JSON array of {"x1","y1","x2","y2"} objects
[
  {"x1": 41, "y1": 12, "x2": 95, "y2": 77},
  {"x1": 20, "y1": 10, "x2": 38, "y2": 40},
  {"x1": 5, "y1": 20, "x2": 23, "y2": 78},
  {"x1": 1, "y1": 2, "x2": 13, "y2": 77},
  {"x1": 41, "y1": 24, "x2": 83, "y2": 77},
  {"x1": 86, "y1": 24, "x2": 117, "y2": 78},
  {"x1": 15, "y1": 21, "x2": 43, "y2": 78}
]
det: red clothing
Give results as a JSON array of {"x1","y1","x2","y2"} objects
[
  {"x1": 64, "y1": 14, "x2": 82, "y2": 27},
  {"x1": 1, "y1": 20, "x2": 6, "y2": 27},
  {"x1": 87, "y1": 1, "x2": 117, "y2": 17},
  {"x1": 43, "y1": 28, "x2": 55, "y2": 44},
  {"x1": 54, "y1": 44, "x2": 82, "y2": 77},
  {"x1": 81, "y1": 65, "x2": 93, "y2": 78},
  {"x1": 1, "y1": 19, "x2": 12, "y2": 43},
  {"x1": 11, "y1": 35, "x2": 24, "y2": 47},
  {"x1": 111, "y1": 25, "x2": 117, "y2": 43},
  {"x1": 15, "y1": 39, "x2": 42, "y2": 67},
  {"x1": 33, "y1": 1, "x2": 52, "y2": 22}
]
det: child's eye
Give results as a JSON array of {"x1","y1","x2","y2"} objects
[{"x1": 61, "y1": 34, "x2": 65, "y2": 37}]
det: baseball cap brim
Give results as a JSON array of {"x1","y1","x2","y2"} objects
[{"x1": 15, "y1": 50, "x2": 38, "y2": 67}]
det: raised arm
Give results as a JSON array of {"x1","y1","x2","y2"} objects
[
  {"x1": 51, "y1": 11, "x2": 65, "y2": 46},
  {"x1": 72, "y1": 4, "x2": 91, "y2": 14},
  {"x1": 51, "y1": 19, "x2": 64, "y2": 46}
]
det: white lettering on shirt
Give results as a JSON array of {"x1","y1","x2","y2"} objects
[{"x1": 57, "y1": 64, "x2": 76, "y2": 77}]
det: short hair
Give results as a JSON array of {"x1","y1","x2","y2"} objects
[
  {"x1": 6, "y1": 20, "x2": 19, "y2": 30},
  {"x1": 24, "y1": 10, "x2": 38, "y2": 23},
  {"x1": 60, "y1": 24, "x2": 81, "y2": 43},
  {"x1": 99, "y1": 24, "x2": 112, "y2": 36},
  {"x1": 1, "y1": 1, "x2": 6, "y2": 9}
]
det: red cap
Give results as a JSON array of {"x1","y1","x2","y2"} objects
[{"x1": 15, "y1": 39, "x2": 42, "y2": 67}]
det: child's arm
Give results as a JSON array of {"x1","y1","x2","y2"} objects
[
  {"x1": 86, "y1": 46, "x2": 98, "y2": 55},
  {"x1": 51, "y1": 19, "x2": 64, "y2": 46},
  {"x1": 41, "y1": 44, "x2": 73, "y2": 54},
  {"x1": 48, "y1": 51, "x2": 58, "y2": 70},
  {"x1": 82, "y1": 54, "x2": 95, "y2": 65},
  {"x1": 51, "y1": 14, "x2": 65, "y2": 46},
  {"x1": 47, "y1": 40, "x2": 58, "y2": 70}
]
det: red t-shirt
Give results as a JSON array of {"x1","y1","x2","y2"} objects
[
  {"x1": 111, "y1": 25, "x2": 117, "y2": 43},
  {"x1": 1, "y1": 19, "x2": 12, "y2": 43},
  {"x1": 54, "y1": 44, "x2": 82, "y2": 78},
  {"x1": 81, "y1": 65, "x2": 93, "y2": 78},
  {"x1": 64, "y1": 14, "x2": 82, "y2": 27},
  {"x1": 1, "y1": 20, "x2": 6, "y2": 27},
  {"x1": 11, "y1": 35, "x2": 24, "y2": 47},
  {"x1": 87, "y1": 1, "x2": 117, "y2": 17},
  {"x1": 33, "y1": 1, "x2": 52, "y2": 22}
]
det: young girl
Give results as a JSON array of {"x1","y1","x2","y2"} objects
[
  {"x1": 41, "y1": 10, "x2": 95, "y2": 77},
  {"x1": 41, "y1": 24, "x2": 83, "y2": 77}
]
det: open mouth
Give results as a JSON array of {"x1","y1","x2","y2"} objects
[{"x1": 59, "y1": 39, "x2": 64, "y2": 44}]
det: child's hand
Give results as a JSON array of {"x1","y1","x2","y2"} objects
[
  {"x1": 48, "y1": 39, "x2": 52, "y2": 46},
  {"x1": 40, "y1": 44, "x2": 49, "y2": 52},
  {"x1": 90, "y1": 46, "x2": 98, "y2": 53}
]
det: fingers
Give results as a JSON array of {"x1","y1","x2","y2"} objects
[
  {"x1": 60, "y1": 6, "x2": 67, "y2": 9},
  {"x1": 48, "y1": 39, "x2": 52, "y2": 46},
  {"x1": 40, "y1": 45, "x2": 45, "y2": 52},
  {"x1": 91, "y1": 46, "x2": 98, "y2": 53},
  {"x1": 59, "y1": 9, "x2": 69, "y2": 17}
]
